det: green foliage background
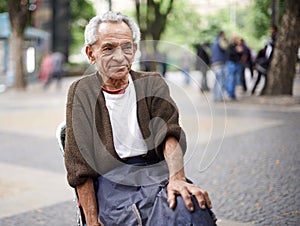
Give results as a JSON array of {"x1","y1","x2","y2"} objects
[
  {"x1": 0, "y1": 0, "x2": 95, "y2": 56},
  {"x1": 0, "y1": 1, "x2": 7, "y2": 13},
  {"x1": 70, "y1": 0, "x2": 96, "y2": 55},
  {"x1": 160, "y1": 0, "x2": 283, "y2": 54},
  {"x1": 0, "y1": 0, "x2": 284, "y2": 60}
]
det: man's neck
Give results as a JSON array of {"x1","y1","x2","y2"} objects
[{"x1": 102, "y1": 75, "x2": 129, "y2": 91}]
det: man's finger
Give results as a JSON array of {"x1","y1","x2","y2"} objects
[
  {"x1": 167, "y1": 190, "x2": 176, "y2": 209},
  {"x1": 202, "y1": 190, "x2": 212, "y2": 209},
  {"x1": 193, "y1": 189, "x2": 206, "y2": 209},
  {"x1": 180, "y1": 188, "x2": 194, "y2": 211}
]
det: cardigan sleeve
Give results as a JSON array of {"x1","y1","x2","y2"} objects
[
  {"x1": 64, "y1": 79, "x2": 98, "y2": 188},
  {"x1": 146, "y1": 74, "x2": 187, "y2": 159}
]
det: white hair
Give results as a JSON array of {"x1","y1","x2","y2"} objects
[{"x1": 84, "y1": 11, "x2": 141, "y2": 46}]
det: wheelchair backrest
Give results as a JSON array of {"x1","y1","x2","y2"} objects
[{"x1": 56, "y1": 121, "x2": 66, "y2": 156}]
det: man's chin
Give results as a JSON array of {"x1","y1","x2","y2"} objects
[{"x1": 109, "y1": 68, "x2": 130, "y2": 80}]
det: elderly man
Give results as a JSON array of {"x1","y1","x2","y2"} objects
[{"x1": 64, "y1": 11, "x2": 216, "y2": 226}]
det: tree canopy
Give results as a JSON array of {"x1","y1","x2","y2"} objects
[
  {"x1": 0, "y1": 1, "x2": 7, "y2": 13},
  {"x1": 70, "y1": 0, "x2": 96, "y2": 54},
  {"x1": 160, "y1": 0, "x2": 285, "y2": 51}
]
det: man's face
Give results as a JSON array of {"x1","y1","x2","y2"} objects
[{"x1": 86, "y1": 21, "x2": 137, "y2": 80}]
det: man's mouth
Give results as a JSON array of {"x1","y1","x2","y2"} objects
[{"x1": 112, "y1": 65, "x2": 129, "y2": 72}]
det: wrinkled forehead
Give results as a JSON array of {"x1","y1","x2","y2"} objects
[{"x1": 96, "y1": 21, "x2": 133, "y2": 41}]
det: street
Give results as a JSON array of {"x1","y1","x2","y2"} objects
[{"x1": 0, "y1": 70, "x2": 299, "y2": 225}]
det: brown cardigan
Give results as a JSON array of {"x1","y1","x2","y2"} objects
[{"x1": 64, "y1": 70, "x2": 187, "y2": 187}]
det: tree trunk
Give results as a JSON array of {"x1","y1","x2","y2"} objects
[
  {"x1": 135, "y1": 0, "x2": 174, "y2": 43},
  {"x1": 52, "y1": 0, "x2": 70, "y2": 58},
  {"x1": 8, "y1": 0, "x2": 28, "y2": 90},
  {"x1": 265, "y1": 0, "x2": 300, "y2": 95},
  {"x1": 134, "y1": 0, "x2": 174, "y2": 71},
  {"x1": 8, "y1": 31, "x2": 26, "y2": 89},
  {"x1": 135, "y1": 0, "x2": 140, "y2": 28}
]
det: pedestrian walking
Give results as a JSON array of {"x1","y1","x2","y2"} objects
[
  {"x1": 44, "y1": 51, "x2": 65, "y2": 89},
  {"x1": 252, "y1": 24, "x2": 277, "y2": 95},
  {"x1": 181, "y1": 49, "x2": 192, "y2": 85},
  {"x1": 210, "y1": 31, "x2": 228, "y2": 101},
  {"x1": 225, "y1": 35, "x2": 243, "y2": 100},
  {"x1": 195, "y1": 42, "x2": 210, "y2": 91},
  {"x1": 156, "y1": 51, "x2": 167, "y2": 78},
  {"x1": 38, "y1": 51, "x2": 53, "y2": 85},
  {"x1": 240, "y1": 38, "x2": 253, "y2": 92}
]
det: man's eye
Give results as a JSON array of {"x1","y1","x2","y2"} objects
[
  {"x1": 102, "y1": 47, "x2": 114, "y2": 54},
  {"x1": 124, "y1": 45, "x2": 132, "y2": 49},
  {"x1": 122, "y1": 44, "x2": 133, "y2": 53}
]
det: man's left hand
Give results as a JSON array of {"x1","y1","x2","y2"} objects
[{"x1": 167, "y1": 178, "x2": 212, "y2": 212}]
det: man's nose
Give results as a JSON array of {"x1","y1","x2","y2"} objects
[{"x1": 112, "y1": 46, "x2": 125, "y2": 61}]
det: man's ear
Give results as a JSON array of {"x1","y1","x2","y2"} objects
[
  {"x1": 133, "y1": 43, "x2": 138, "y2": 55},
  {"x1": 85, "y1": 45, "x2": 95, "y2": 64}
]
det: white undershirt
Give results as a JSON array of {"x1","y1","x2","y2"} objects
[{"x1": 103, "y1": 74, "x2": 148, "y2": 159}]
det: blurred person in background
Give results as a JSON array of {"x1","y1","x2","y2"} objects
[
  {"x1": 44, "y1": 51, "x2": 66, "y2": 89},
  {"x1": 210, "y1": 31, "x2": 228, "y2": 101},
  {"x1": 225, "y1": 34, "x2": 243, "y2": 100},
  {"x1": 38, "y1": 51, "x2": 53, "y2": 86},
  {"x1": 181, "y1": 49, "x2": 192, "y2": 85},
  {"x1": 240, "y1": 39, "x2": 253, "y2": 92},
  {"x1": 156, "y1": 50, "x2": 168, "y2": 78},
  {"x1": 195, "y1": 42, "x2": 210, "y2": 92},
  {"x1": 252, "y1": 24, "x2": 277, "y2": 95}
]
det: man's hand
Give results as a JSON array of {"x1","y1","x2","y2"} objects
[
  {"x1": 163, "y1": 136, "x2": 212, "y2": 212},
  {"x1": 167, "y1": 177, "x2": 212, "y2": 211}
]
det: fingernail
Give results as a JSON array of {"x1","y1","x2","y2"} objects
[
  {"x1": 201, "y1": 205, "x2": 206, "y2": 209},
  {"x1": 189, "y1": 206, "x2": 194, "y2": 211}
]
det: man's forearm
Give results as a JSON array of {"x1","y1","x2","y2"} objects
[
  {"x1": 164, "y1": 136, "x2": 186, "y2": 181},
  {"x1": 76, "y1": 178, "x2": 100, "y2": 226},
  {"x1": 164, "y1": 136, "x2": 212, "y2": 211}
]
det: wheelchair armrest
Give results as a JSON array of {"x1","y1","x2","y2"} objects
[{"x1": 56, "y1": 121, "x2": 66, "y2": 156}]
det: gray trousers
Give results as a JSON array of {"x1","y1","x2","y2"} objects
[{"x1": 96, "y1": 163, "x2": 217, "y2": 226}]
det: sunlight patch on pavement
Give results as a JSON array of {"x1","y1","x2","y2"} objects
[
  {"x1": 182, "y1": 115, "x2": 283, "y2": 145},
  {"x1": 0, "y1": 162, "x2": 73, "y2": 218},
  {"x1": 0, "y1": 109, "x2": 65, "y2": 139}
]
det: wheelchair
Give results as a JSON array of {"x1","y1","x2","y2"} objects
[
  {"x1": 56, "y1": 122, "x2": 217, "y2": 226},
  {"x1": 56, "y1": 121, "x2": 86, "y2": 226}
]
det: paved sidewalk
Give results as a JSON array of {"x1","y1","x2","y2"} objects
[{"x1": 0, "y1": 71, "x2": 299, "y2": 225}]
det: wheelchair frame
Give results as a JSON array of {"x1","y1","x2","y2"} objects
[{"x1": 56, "y1": 121, "x2": 86, "y2": 226}]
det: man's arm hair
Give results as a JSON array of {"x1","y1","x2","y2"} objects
[{"x1": 77, "y1": 178, "x2": 100, "y2": 226}]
